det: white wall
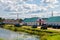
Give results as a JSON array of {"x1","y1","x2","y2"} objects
[
  {"x1": 45, "y1": 22, "x2": 60, "y2": 25},
  {"x1": 26, "y1": 22, "x2": 38, "y2": 25}
]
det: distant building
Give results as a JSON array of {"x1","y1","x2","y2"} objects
[
  {"x1": 2, "y1": 17, "x2": 46, "y2": 25},
  {"x1": 3, "y1": 19, "x2": 19, "y2": 24},
  {"x1": 23, "y1": 17, "x2": 44, "y2": 26},
  {"x1": 44, "y1": 16, "x2": 60, "y2": 25}
]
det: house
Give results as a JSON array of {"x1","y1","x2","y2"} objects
[
  {"x1": 23, "y1": 17, "x2": 44, "y2": 26},
  {"x1": 42, "y1": 18, "x2": 49, "y2": 24}
]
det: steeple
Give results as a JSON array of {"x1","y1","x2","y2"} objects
[
  {"x1": 17, "y1": 13, "x2": 19, "y2": 20},
  {"x1": 51, "y1": 11, "x2": 53, "y2": 17}
]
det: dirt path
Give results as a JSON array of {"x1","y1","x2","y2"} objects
[{"x1": 48, "y1": 28, "x2": 60, "y2": 31}]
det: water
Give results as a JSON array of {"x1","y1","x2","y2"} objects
[{"x1": 0, "y1": 28, "x2": 39, "y2": 40}]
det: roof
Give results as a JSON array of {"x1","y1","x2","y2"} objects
[
  {"x1": 42, "y1": 18, "x2": 48, "y2": 21},
  {"x1": 23, "y1": 17, "x2": 40, "y2": 22},
  {"x1": 47, "y1": 16, "x2": 60, "y2": 22}
]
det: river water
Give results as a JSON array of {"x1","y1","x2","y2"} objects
[{"x1": 0, "y1": 28, "x2": 40, "y2": 40}]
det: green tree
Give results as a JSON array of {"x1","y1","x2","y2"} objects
[
  {"x1": 0, "y1": 18, "x2": 5, "y2": 22},
  {"x1": 19, "y1": 19, "x2": 23, "y2": 23},
  {"x1": 0, "y1": 18, "x2": 3, "y2": 22}
]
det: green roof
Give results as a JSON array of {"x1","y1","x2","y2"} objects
[
  {"x1": 47, "y1": 16, "x2": 60, "y2": 22},
  {"x1": 42, "y1": 18, "x2": 48, "y2": 21},
  {"x1": 24, "y1": 17, "x2": 40, "y2": 22}
]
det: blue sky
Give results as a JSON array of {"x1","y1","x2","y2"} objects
[{"x1": 0, "y1": 0, "x2": 60, "y2": 19}]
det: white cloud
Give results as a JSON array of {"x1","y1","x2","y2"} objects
[
  {"x1": 0, "y1": 0, "x2": 59, "y2": 12},
  {"x1": 45, "y1": 0, "x2": 59, "y2": 4},
  {"x1": 0, "y1": 0, "x2": 59, "y2": 18},
  {"x1": 47, "y1": 4, "x2": 59, "y2": 8},
  {"x1": 41, "y1": 0, "x2": 59, "y2": 8}
]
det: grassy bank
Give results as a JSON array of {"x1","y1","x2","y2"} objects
[
  {"x1": 2, "y1": 24, "x2": 60, "y2": 40},
  {"x1": 0, "y1": 38, "x2": 4, "y2": 40}
]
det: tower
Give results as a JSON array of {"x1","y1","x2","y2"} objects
[
  {"x1": 51, "y1": 11, "x2": 53, "y2": 17},
  {"x1": 17, "y1": 13, "x2": 19, "y2": 20}
]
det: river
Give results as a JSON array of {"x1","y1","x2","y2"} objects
[{"x1": 0, "y1": 28, "x2": 40, "y2": 40}]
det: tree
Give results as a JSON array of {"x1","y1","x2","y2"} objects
[
  {"x1": 19, "y1": 19, "x2": 23, "y2": 23},
  {"x1": 0, "y1": 17, "x2": 5, "y2": 22},
  {"x1": 0, "y1": 18, "x2": 3, "y2": 22}
]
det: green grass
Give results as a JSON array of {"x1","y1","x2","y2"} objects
[
  {"x1": 47, "y1": 35, "x2": 60, "y2": 40},
  {"x1": 2, "y1": 24, "x2": 60, "y2": 40},
  {"x1": 0, "y1": 38, "x2": 4, "y2": 40}
]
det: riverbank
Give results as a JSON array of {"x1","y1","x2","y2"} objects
[
  {"x1": 2, "y1": 24, "x2": 60, "y2": 40},
  {"x1": 0, "y1": 28, "x2": 39, "y2": 40}
]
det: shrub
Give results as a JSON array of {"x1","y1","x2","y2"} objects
[
  {"x1": 52, "y1": 25, "x2": 60, "y2": 29},
  {"x1": 47, "y1": 24, "x2": 52, "y2": 28},
  {"x1": 32, "y1": 25, "x2": 37, "y2": 28},
  {"x1": 9, "y1": 27, "x2": 15, "y2": 31},
  {"x1": 0, "y1": 22, "x2": 5, "y2": 25},
  {"x1": 14, "y1": 24, "x2": 21, "y2": 27},
  {"x1": 0, "y1": 22, "x2": 5, "y2": 28},
  {"x1": 57, "y1": 25, "x2": 60, "y2": 29},
  {"x1": 0, "y1": 25, "x2": 3, "y2": 28},
  {"x1": 52, "y1": 25, "x2": 57, "y2": 29},
  {"x1": 41, "y1": 24, "x2": 47, "y2": 29}
]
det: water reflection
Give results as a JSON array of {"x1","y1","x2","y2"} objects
[{"x1": 0, "y1": 28, "x2": 39, "y2": 40}]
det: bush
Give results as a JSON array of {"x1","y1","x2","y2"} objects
[
  {"x1": 9, "y1": 27, "x2": 15, "y2": 31},
  {"x1": 41, "y1": 24, "x2": 47, "y2": 29},
  {"x1": 0, "y1": 22, "x2": 5, "y2": 25},
  {"x1": 0, "y1": 25, "x2": 3, "y2": 28},
  {"x1": 52, "y1": 25, "x2": 60, "y2": 29},
  {"x1": 47, "y1": 24, "x2": 52, "y2": 28},
  {"x1": 14, "y1": 28, "x2": 17, "y2": 31},
  {"x1": 52, "y1": 25, "x2": 57, "y2": 29},
  {"x1": 0, "y1": 22, "x2": 5, "y2": 28},
  {"x1": 23, "y1": 23, "x2": 27, "y2": 26},
  {"x1": 57, "y1": 25, "x2": 60, "y2": 29},
  {"x1": 14, "y1": 24, "x2": 21, "y2": 27},
  {"x1": 32, "y1": 25, "x2": 37, "y2": 28}
]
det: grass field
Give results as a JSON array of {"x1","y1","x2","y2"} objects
[
  {"x1": 0, "y1": 38, "x2": 4, "y2": 40},
  {"x1": 2, "y1": 24, "x2": 60, "y2": 40},
  {"x1": 47, "y1": 35, "x2": 60, "y2": 40}
]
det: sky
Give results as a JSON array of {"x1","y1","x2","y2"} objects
[{"x1": 0, "y1": 0, "x2": 60, "y2": 19}]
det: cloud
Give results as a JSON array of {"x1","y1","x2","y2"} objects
[
  {"x1": 41, "y1": 0, "x2": 59, "y2": 8},
  {"x1": 42, "y1": 0, "x2": 59, "y2": 4},
  {"x1": 0, "y1": 0, "x2": 59, "y2": 18},
  {"x1": 47, "y1": 4, "x2": 59, "y2": 8},
  {"x1": 0, "y1": 0, "x2": 59, "y2": 12},
  {"x1": 0, "y1": 0, "x2": 52, "y2": 11},
  {"x1": 46, "y1": 0, "x2": 59, "y2": 4}
]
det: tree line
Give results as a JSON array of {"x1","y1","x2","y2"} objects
[{"x1": 0, "y1": 17, "x2": 23, "y2": 22}]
